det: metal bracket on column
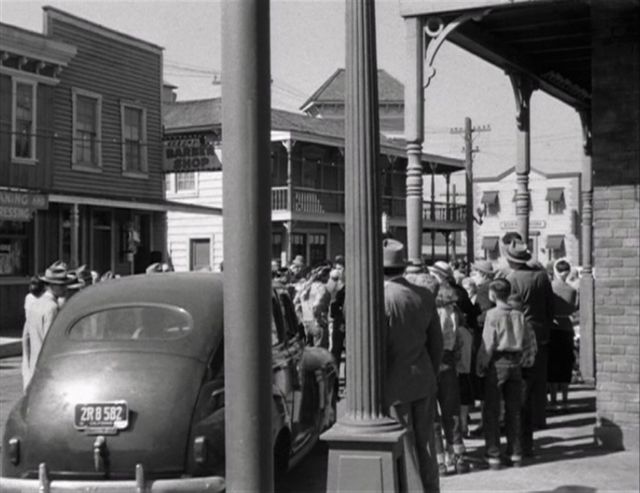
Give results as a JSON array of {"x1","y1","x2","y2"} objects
[
  {"x1": 508, "y1": 72, "x2": 538, "y2": 131},
  {"x1": 423, "y1": 9, "x2": 492, "y2": 88}
]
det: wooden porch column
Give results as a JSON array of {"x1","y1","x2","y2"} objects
[
  {"x1": 578, "y1": 109, "x2": 595, "y2": 385},
  {"x1": 221, "y1": 0, "x2": 273, "y2": 490},
  {"x1": 508, "y1": 73, "x2": 536, "y2": 245},
  {"x1": 284, "y1": 139, "x2": 294, "y2": 213},
  {"x1": 430, "y1": 164, "x2": 436, "y2": 262},
  {"x1": 323, "y1": 0, "x2": 405, "y2": 490},
  {"x1": 404, "y1": 16, "x2": 424, "y2": 267},
  {"x1": 445, "y1": 173, "x2": 451, "y2": 221},
  {"x1": 70, "y1": 203, "x2": 79, "y2": 268}
]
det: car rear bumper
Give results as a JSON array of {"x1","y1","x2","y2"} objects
[{"x1": 0, "y1": 466, "x2": 225, "y2": 493}]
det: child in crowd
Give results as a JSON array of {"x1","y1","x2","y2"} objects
[
  {"x1": 477, "y1": 279, "x2": 537, "y2": 470},
  {"x1": 434, "y1": 281, "x2": 469, "y2": 475}
]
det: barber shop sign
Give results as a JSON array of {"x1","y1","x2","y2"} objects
[{"x1": 163, "y1": 134, "x2": 222, "y2": 173}]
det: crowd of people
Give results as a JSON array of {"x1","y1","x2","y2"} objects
[{"x1": 269, "y1": 231, "x2": 579, "y2": 492}]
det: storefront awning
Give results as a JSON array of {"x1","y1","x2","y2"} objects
[
  {"x1": 48, "y1": 193, "x2": 222, "y2": 215},
  {"x1": 481, "y1": 236, "x2": 499, "y2": 251},
  {"x1": 481, "y1": 191, "x2": 499, "y2": 205},
  {"x1": 546, "y1": 235, "x2": 565, "y2": 249},
  {"x1": 546, "y1": 188, "x2": 564, "y2": 202}
]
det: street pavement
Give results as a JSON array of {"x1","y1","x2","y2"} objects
[{"x1": 1, "y1": 356, "x2": 638, "y2": 492}]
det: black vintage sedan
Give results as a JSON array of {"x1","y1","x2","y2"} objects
[{"x1": 1, "y1": 273, "x2": 337, "y2": 492}]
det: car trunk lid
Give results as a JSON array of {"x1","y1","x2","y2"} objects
[{"x1": 21, "y1": 350, "x2": 205, "y2": 478}]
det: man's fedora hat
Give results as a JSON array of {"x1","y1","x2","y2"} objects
[
  {"x1": 39, "y1": 260, "x2": 73, "y2": 285},
  {"x1": 472, "y1": 260, "x2": 495, "y2": 276},
  {"x1": 428, "y1": 260, "x2": 454, "y2": 281},
  {"x1": 504, "y1": 240, "x2": 532, "y2": 264},
  {"x1": 291, "y1": 255, "x2": 305, "y2": 267},
  {"x1": 68, "y1": 265, "x2": 93, "y2": 290},
  {"x1": 382, "y1": 239, "x2": 406, "y2": 269}
]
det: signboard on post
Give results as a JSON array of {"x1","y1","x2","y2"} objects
[
  {"x1": 163, "y1": 134, "x2": 222, "y2": 173},
  {"x1": 0, "y1": 191, "x2": 49, "y2": 221}
]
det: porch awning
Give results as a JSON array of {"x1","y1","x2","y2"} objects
[
  {"x1": 481, "y1": 236, "x2": 499, "y2": 251},
  {"x1": 546, "y1": 188, "x2": 564, "y2": 201},
  {"x1": 481, "y1": 191, "x2": 499, "y2": 205},
  {"x1": 48, "y1": 193, "x2": 222, "y2": 215},
  {"x1": 546, "y1": 235, "x2": 565, "y2": 249}
]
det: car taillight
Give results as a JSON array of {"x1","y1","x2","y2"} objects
[
  {"x1": 8, "y1": 437, "x2": 20, "y2": 465},
  {"x1": 193, "y1": 436, "x2": 208, "y2": 465}
]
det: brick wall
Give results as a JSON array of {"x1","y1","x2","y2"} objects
[{"x1": 592, "y1": 0, "x2": 640, "y2": 449}]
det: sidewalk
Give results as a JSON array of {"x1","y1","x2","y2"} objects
[{"x1": 280, "y1": 386, "x2": 639, "y2": 492}]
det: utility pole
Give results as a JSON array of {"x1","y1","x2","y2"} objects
[{"x1": 450, "y1": 118, "x2": 490, "y2": 271}]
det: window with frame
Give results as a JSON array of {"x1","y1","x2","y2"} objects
[
  {"x1": 73, "y1": 90, "x2": 101, "y2": 167},
  {"x1": 481, "y1": 191, "x2": 500, "y2": 216},
  {"x1": 481, "y1": 236, "x2": 500, "y2": 261},
  {"x1": 546, "y1": 188, "x2": 566, "y2": 215},
  {"x1": 121, "y1": 104, "x2": 147, "y2": 174},
  {"x1": 175, "y1": 172, "x2": 196, "y2": 193},
  {"x1": 0, "y1": 221, "x2": 30, "y2": 276},
  {"x1": 12, "y1": 80, "x2": 37, "y2": 162}
]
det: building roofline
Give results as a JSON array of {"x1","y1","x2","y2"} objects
[
  {"x1": 299, "y1": 68, "x2": 343, "y2": 112},
  {"x1": 474, "y1": 165, "x2": 581, "y2": 182},
  {"x1": 43, "y1": 6, "x2": 163, "y2": 55},
  {"x1": 0, "y1": 21, "x2": 77, "y2": 66}
]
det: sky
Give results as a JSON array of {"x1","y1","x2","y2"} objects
[{"x1": 1, "y1": 0, "x2": 584, "y2": 183}]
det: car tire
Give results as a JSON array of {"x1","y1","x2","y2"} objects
[{"x1": 273, "y1": 429, "x2": 291, "y2": 480}]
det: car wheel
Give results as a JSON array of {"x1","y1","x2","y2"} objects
[{"x1": 273, "y1": 429, "x2": 291, "y2": 480}]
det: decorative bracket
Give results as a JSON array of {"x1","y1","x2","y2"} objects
[
  {"x1": 423, "y1": 9, "x2": 492, "y2": 88},
  {"x1": 578, "y1": 108, "x2": 592, "y2": 157},
  {"x1": 508, "y1": 72, "x2": 538, "y2": 131}
]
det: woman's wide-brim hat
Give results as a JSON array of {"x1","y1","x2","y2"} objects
[
  {"x1": 428, "y1": 260, "x2": 455, "y2": 281},
  {"x1": 382, "y1": 239, "x2": 406, "y2": 269},
  {"x1": 39, "y1": 260, "x2": 74, "y2": 285},
  {"x1": 504, "y1": 240, "x2": 532, "y2": 264}
]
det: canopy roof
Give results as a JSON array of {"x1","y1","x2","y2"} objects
[{"x1": 401, "y1": 0, "x2": 593, "y2": 110}]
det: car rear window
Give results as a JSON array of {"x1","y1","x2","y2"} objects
[{"x1": 68, "y1": 305, "x2": 193, "y2": 341}]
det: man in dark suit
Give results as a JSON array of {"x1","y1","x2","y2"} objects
[
  {"x1": 383, "y1": 239, "x2": 443, "y2": 492},
  {"x1": 505, "y1": 240, "x2": 555, "y2": 456}
]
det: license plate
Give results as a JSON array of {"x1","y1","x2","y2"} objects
[{"x1": 74, "y1": 402, "x2": 129, "y2": 432}]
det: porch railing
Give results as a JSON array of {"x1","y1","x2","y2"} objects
[{"x1": 271, "y1": 186, "x2": 466, "y2": 224}]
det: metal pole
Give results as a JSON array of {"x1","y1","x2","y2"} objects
[
  {"x1": 222, "y1": 0, "x2": 273, "y2": 491},
  {"x1": 404, "y1": 17, "x2": 424, "y2": 267},
  {"x1": 464, "y1": 117, "x2": 474, "y2": 267}
]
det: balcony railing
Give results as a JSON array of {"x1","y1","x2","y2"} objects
[{"x1": 271, "y1": 186, "x2": 466, "y2": 225}]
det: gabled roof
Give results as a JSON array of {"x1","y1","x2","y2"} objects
[{"x1": 300, "y1": 68, "x2": 404, "y2": 112}]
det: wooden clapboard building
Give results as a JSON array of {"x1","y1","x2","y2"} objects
[
  {"x1": 0, "y1": 8, "x2": 218, "y2": 336},
  {"x1": 163, "y1": 71, "x2": 466, "y2": 271}
]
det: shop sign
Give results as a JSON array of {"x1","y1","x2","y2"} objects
[
  {"x1": 500, "y1": 219, "x2": 546, "y2": 230},
  {"x1": 0, "y1": 191, "x2": 48, "y2": 222},
  {"x1": 163, "y1": 134, "x2": 222, "y2": 172}
]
